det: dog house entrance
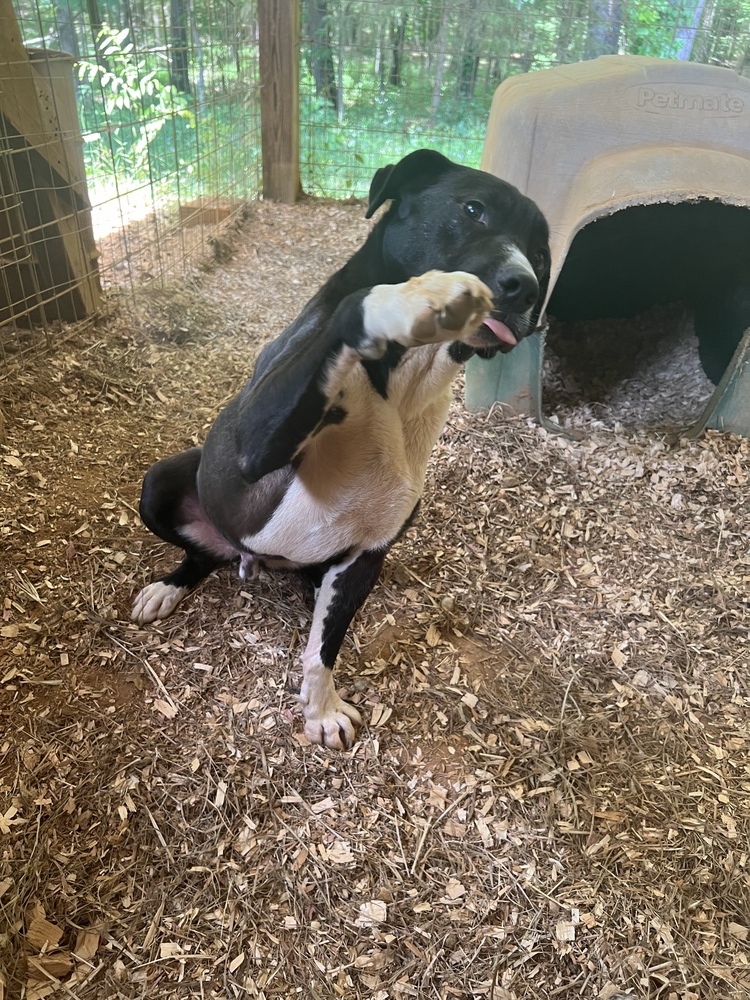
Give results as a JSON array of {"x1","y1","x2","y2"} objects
[
  {"x1": 542, "y1": 199, "x2": 750, "y2": 431},
  {"x1": 466, "y1": 55, "x2": 750, "y2": 438}
]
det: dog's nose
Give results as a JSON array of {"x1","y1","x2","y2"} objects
[{"x1": 496, "y1": 267, "x2": 539, "y2": 310}]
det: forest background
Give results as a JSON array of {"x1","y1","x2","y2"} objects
[{"x1": 12, "y1": 0, "x2": 750, "y2": 205}]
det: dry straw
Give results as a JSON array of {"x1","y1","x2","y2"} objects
[{"x1": 1, "y1": 201, "x2": 749, "y2": 999}]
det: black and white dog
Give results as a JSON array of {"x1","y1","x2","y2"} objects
[{"x1": 131, "y1": 150, "x2": 550, "y2": 749}]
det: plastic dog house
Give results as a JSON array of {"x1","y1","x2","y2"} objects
[{"x1": 465, "y1": 55, "x2": 750, "y2": 437}]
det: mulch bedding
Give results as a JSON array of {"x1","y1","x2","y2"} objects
[{"x1": 1, "y1": 200, "x2": 749, "y2": 1000}]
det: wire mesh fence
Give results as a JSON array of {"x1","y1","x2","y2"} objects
[
  {"x1": 2, "y1": 0, "x2": 750, "y2": 363},
  {"x1": 1, "y1": 0, "x2": 261, "y2": 362},
  {"x1": 299, "y1": 0, "x2": 750, "y2": 198}
]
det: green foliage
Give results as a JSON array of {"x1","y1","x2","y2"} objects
[
  {"x1": 622, "y1": 0, "x2": 684, "y2": 57},
  {"x1": 77, "y1": 25, "x2": 195, "y2": 184},
  {"x1": 12, "y1": 0, "x2": 750, "y2": 208},
  {"x1": 298, "y1": 0, "x2": 750, "y2": 196},
  {"x1": 298, "y1": 42, "x2": 495, "y2": 197}
]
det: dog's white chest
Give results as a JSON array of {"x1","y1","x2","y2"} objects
[{"x1": 241, "y1": 470, "x2": 414, "y2": 561}]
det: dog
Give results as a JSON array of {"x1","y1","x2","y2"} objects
[{"x1": 131, "y1": 149, "x2": 550, "y2": 749}]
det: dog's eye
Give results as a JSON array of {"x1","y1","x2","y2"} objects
[
  {"x1": 463, "y1": 201, "x2": 487, "y2": 224},
  {"x1": 533, "y1": 249, "x2": 549, "y2": 271}
]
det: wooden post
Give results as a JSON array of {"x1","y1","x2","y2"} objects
[
  {"x1": 0, "y1": 0, "x2": 100, "y2": 324},
  {"x1": 258, "y1": 0, "x2": 302, "y2": 203}
]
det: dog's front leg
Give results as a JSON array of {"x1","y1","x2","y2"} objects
[
  {"x1": 298, "y1": 547, "x2": 387, "y2": 749},
  {"x1": 234, "y1": 273, "x2": 494, "y2": 484}
]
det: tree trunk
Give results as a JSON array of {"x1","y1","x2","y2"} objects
[
  {"x1": 690, "y1": 0, "x2": 716, "y2": 62},
  {"x1": 457, "y1": 44, "x2": 479, "y2": 99},
  {"x1": 336, "y1": 16, "x2": 344, "y2": 122},
  {"x1": 55, "y1": 0, "x2": 79, "y2": 56},
  {"x1": 193, "y1": 22, "x2": 204, "y2": 104},
  {"x1": 456, "y1": 0, "x2": 481, "y2": 100},
  {"x1": 585, "y1": 0, "x2": 622, "y2": 59},
  {"x1": 389, "y1": 13, "x2": 407, "y2": 87},
  {"x1": 735, "y1": 42, "x2": 750, "y2": 75},
  {"x1": 519, "y1": 32, "x2": 536, "y2": 73},
  {"x1": 169, "y1": 0, "x2": 191, "y2": 93},
  {"x1": 555, "y1": 5, "x2": 575, "y2": 63},
  {"x1": 307, "y1": 0, "x2": 336, "y2": 107},
  {"x1": 675, "y1": 0, "x2": 708, "y2": 60},
  {"x1": 86, "y1": 0, "x2": 109, "y2": 69},
  {"x1": 374, "y1": 19, "x2": 382, "y2": 80},
  {"x1": 430, "y1": 2, "x2": 448, "y2": 125}
]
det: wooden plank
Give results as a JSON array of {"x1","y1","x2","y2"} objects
[
  {"x1": 27, "y1": 48, "x2": 100, "y2": 316},
  {"x1": 0, "y1": 9, "x2": 100, "y2": 323},
  {"x1": 0, "y1": 0, "x2": 74, "y2": 188},
  {"x1": 0, "y1": 132, "x2": 98, "y2": 323},
  {"x1": 258, "y1": 0, "x2": 301, "y2": 203},
  {"x1": 47, "y1": 188, "x2": 100, "y2": 317},
  {"x1": 26, "y1": 48, "x2": 87, "y2": 195}
]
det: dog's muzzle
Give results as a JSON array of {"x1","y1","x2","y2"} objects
[
  {"x1": 497, "y1": 266, "x2": 540, "y2": 314},
  {"x1": 477, "y1": 262, "x2": 540, "y2": 352}
]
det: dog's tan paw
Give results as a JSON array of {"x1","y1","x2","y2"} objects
[
  {"x1": 361, "y1": 271, "x2": 493, "y2": 355},
  {"x1": 131, "y1": 581, "x2": 187, "y2": 624},
  {"x1": 299, "y1": 663, "x2": 362, "y2": 750},
  {"x1": 303, "y1": 698, "x2": 362, "y2": 750},
  {"x1": 407, "y1": 271, "x2": 494, "y2": 343}
]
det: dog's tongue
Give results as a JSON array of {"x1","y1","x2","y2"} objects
[{"x1": 482, "y1": 317, "x2": 517, "y2": 346}]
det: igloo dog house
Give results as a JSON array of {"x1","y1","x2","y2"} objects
[{"x1": 465, "y1": 55, "x2": 750, "y2": 436}]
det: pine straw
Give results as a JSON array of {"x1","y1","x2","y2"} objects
[{"x1": 1, "y1": 200, "x2": 750, "y2": 1000}]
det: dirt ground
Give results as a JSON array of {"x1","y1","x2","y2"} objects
[{"x1": 1, "y1": 201, "x2": 750, "y2": 1000}]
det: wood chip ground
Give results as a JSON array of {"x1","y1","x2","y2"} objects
[{"x1": 1, "y1": 200, "x2": 749, "y2": 1000}]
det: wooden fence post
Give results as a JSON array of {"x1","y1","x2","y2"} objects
[{"x1": 258, "y1": 0, "x2": 302, "y2": 203}]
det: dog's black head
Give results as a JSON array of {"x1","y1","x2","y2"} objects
[{"x1": 366, "y1": 149, "x2": 551, "y2": 355}]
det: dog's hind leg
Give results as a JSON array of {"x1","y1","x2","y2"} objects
[
  {"x1": 298, "y1": 546, "x2": 387, "y2": 749},
  {"x1": 132, "y1": 448, "x2": 237, "y2": 625}
]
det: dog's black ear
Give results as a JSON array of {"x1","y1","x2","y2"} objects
[{"x1": 365, "y1": 149, "x2": 456, "y2": 219}]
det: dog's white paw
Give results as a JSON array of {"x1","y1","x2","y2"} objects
[
  {"x1": 131, "y1": 581, "x2": 187, "y2": 625},
  {"x1": 238, "y1": 553, "x2": 257, "y2": 581},
  {"x1": 299, "y1": 663, "x2": 362, "y2": 750},
  {"x1": 361, "y1": 270, "x2": 493, "y2": 356}
]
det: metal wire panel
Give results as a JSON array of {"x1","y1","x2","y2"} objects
[{"x1": 2, "y1": 0, "x2": 261, "y2": 362}]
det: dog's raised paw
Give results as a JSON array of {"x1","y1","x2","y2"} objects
[
  {"x1": 411, "y1": 270, "x2": 494, "y2": 341},
  {"x1": 361, "y1": 270, "x2": 493, "y2": 355},
  {"x1": 131, "y1": 581, "x2": 187, "y2": 625}
]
